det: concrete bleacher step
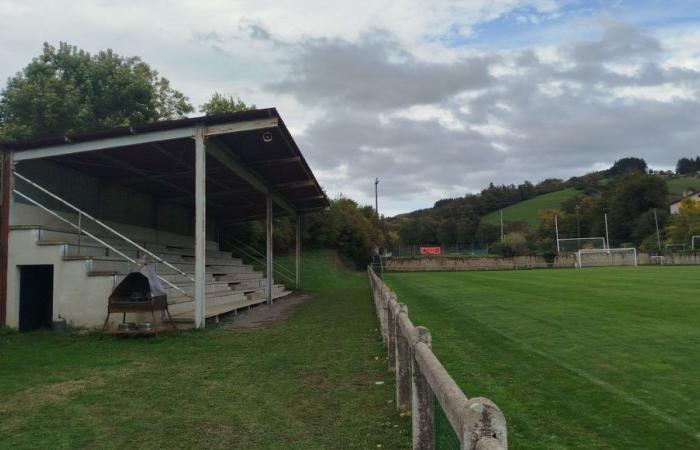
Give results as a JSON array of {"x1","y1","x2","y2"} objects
[
  {"x1": 215, "y1": 272, "x2": 263, "y2": 281},
  {"x1": 169, "y1": 288, "x2": 292, "y2": 322}
]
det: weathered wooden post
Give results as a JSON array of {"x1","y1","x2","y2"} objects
[
  {"x1": 387, "y1": 295, "x2": 397, "y2": 372},
  {"x1": 460, "y1": 397, "x2": 508, "y2": 450},
  {"x1": 412, "y1": 326, "x2": 435, "y2": 449},
  {"x1": 395, "y1": 303, "x2": 412, "y2": 412}
]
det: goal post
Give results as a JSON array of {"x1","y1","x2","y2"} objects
[{"x1": 575, "y1": 248, "x2": 638, "y2": 268}]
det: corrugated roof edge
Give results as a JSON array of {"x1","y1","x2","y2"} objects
[
  {"x1": 0, "y1": 108, "x2": 277, "y2": 150},
  {"x1": 0, "y1": 107, "x2": 330, "y2": 210}
]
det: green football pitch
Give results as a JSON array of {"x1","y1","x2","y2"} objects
[{"x1": 384, "y1": 266, "x2": 700, "y2": 449}]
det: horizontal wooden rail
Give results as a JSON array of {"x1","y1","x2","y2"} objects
[{"x1": 368, "y1": 265, "x2": 507, "y2": 450}]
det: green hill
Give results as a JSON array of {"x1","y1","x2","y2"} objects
[
  {"x1": 664, "y1": 176, "x2": 700, "y2": 196},
  {"x1": 482, "y1": 188, "x2": 580, "y2": 228}
]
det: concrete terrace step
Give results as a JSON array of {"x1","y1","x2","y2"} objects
[
  {"x1": 169, "y1": 289, "x2": 292, "y2": 322},
  {"x1": 19, "y1": 226, "x2": 221, "y2": 252}
]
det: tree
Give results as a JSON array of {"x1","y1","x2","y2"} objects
[
  {"x1": 608, "y1": 157, "x2": 647, "y2": 176},
  {"x1": 600, "y1": 174, "x2": 668, "y2": 243},
  {"x1": 199, "y1": 93, "x2": 255, "y2": 115},
  {"x1": 676, "y1": 157, "x2": 696, "y2": 175},
  {"x1": 665, "y1": 198, "x2": 700, "y2": 245},
  {"x1": 0, "y1": 42, "x2": 193, "y2": 140}
]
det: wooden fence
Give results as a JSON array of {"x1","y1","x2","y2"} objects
[{"x1": 368, "y1": 266, "x2": 508, "y2": 450}]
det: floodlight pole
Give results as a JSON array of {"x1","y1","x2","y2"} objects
[
  {"x1": 575, "y1": 205, "x2": 581, "y2": 239},
  {"x1": 653, "y1": 208, "x2": 661, "y2": 251},
  {"x1": 500, "y1": 209, "x2": 504, "y2": 242},
  {"x1": 604, "y1": 213, "x2": 610, "y2": 250},
  {"x1": 555, "y1": 215, "x2": 560, "y2": 254},
  {"x1": 374, "y1": 177, "x2": 379, "y2": 219}
]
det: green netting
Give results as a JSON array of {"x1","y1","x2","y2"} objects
[{"x1": 435, "y1": 394, "x2": 460, "y2": 449}]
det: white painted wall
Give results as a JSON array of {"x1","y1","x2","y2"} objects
[{"x1": 6, "y1": 229, "x2": 115, "y2": 329}]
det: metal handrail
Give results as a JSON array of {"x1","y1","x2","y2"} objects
[
  {"x1": 222, "y1": 238, "x2": 295, "y2": 285},
  {"x1": 14, "y1": 189, "x2": 188, "y2": 295},
  {"x1": 15, "y1": 171, "x2": 195, "y2": 285},
  {"x1": 228, "y1": 235, "x2": 295, "y2": 277},
  {"x1": 13, "y1": 172, "x2": 196, "y2": 296}
]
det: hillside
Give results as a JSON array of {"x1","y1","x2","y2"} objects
[
  {"x1": 665, "y1": 176, "x2": 700, "y2": 196},
  {"x1": 481, "y1": 188, "x2": 580, "y2": 228}
]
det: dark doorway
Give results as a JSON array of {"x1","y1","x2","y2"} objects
[{"x1": 19, "y1": 265, "x2": 54, "y2": 331}]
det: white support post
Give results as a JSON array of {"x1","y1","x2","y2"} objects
[
  {"x1": 295, "y1": 215, "x2": 300, "y2": 289},
  {"x1": 194, "y1": 125, "x2": 207, "y2": 329},
  {"x1": 604, "y1": 213, "x2": 610, "y2": 249},
  {"x1": 555, "y1": 215, "x2": 560, "y2": 254},
  {"x1": 266, "y1": 194, "x2": 273, "y2": 306}
]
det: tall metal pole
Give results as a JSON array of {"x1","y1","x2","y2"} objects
[
  {"x1": 604, "y1": 213, "x2": 610, "y2": 249},
  {"x1": 500, "y1": 209, "x2": 504, "y2": 242},
  {"x1": 575, "y1": 205, "x2": 580, "y2": 239},
  {"x1": 555, "y1": 215, "x2": 560, "y2": 254},
  {"x1": 194, "y1": 125, "x2": 207, "y2": 329},
  {"x1": 653, "y1": 209, "x2": 661, "y2": 251},
  {"x1": 295, "y1": 214, "x2": 300, "y2": 289},
  {"x1": 374, "y1": 177, "x2": 379, "y2": 219},
  {"x1": 266, "y1": 194, "x2": 273, "y2": 306}
]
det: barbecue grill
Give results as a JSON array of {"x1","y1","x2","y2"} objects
[{"x1": 102, "y1": 272, "x2": 176, "y2": 334}]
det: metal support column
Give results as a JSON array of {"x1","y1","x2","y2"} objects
[
  {"x1": 266, "y1": 194, "x2": 273, "y2": 306},
  {"x1": 0, "y1": 151, "x2": 13, "y2": 326},
  {"x1": 194, "y1": 125, "x2": 206, "y2": 329},
  {"x1": 295, "y1": 215, "x2": 301, "y2": 289}
]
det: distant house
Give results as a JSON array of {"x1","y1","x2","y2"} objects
[{"x1": 669, "y1": 190, "x2": 700, "y2": 214}]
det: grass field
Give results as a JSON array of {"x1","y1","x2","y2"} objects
[
  {"x1": 481, "y1": 188, "x2": 580, "y2": 228},
  {"x1": 0, "y1": 251, "x2": 410, "y2": 449},
  {"x1": 665, "y1": 176, "x2": 700, "y2": 196},
  {"x1": 385, "y1": 267, "x2": 700, "y2": 449}
]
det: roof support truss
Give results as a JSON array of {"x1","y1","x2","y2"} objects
[{"x1": 206, "y1": 138, "x2": 297, "y2": 217}]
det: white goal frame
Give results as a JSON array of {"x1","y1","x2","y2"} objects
[
  {"x1": 575, "y1": 248, "x2": 638, "y2": 268},
  {"x1": 650, "y1": 255, "x2": 665, "y2": 265}
]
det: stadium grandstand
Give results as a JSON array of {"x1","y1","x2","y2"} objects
[{"x1": 0, "y1": 108, "x2": 329, "y2": 331}]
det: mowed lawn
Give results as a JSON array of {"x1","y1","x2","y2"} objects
[
  {"x1": 481, "y1": 188, "x2": 580, "y2": 228},
  {"x1": 0, "y1": 251, "x2": 410, "y2": 449},
  {"x1": 385, "y1": 267, "x2": 700, "y2": 449}
]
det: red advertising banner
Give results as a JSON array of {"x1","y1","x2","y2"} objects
[{"x1": 419, "y1": 246, "x2": 442, "y2": 255}]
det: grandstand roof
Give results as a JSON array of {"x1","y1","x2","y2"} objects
[{"x1": 0, "y1": 108, "x2": 329, "y2": 220}]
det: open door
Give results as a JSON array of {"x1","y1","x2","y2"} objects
[{"x1": 19, "y1": 265, "x2": 53, "y2": 331}]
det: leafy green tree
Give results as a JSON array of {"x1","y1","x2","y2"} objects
[
  {"x1": 665, "y1": 198, "x2": 700, "y2": 245},
  {"x1": 607, "y1": 157, "x2": 648, "y2": 176},
  {"x1": 0, "y1": 42, "x2": 193, "y2": 140},
  {"x1": 601, "y1": 174, "x2": 667, "y2": 243},
  {"x1": 199, "y1": 93, "x2": 255, "y2": 115}
]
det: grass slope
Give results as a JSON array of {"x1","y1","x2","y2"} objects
[
  {"x1": 482, "y1": 188, "x2": 580, "y2": 228},
  {"x1": 0, "y1": 251, "x2": 410, "y2": 449},
  {"x1": 385, "y1": 267, "x2": 700, "y2": 449},
  {"x1": 665, "y1": 176, "x2": 700, "y2": 196}
]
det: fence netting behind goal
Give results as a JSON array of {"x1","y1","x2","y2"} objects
[{"x1": 434, "y1": 394, "x2": 460, "y2": 449}]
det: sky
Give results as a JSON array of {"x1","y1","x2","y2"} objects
[{"x1": 2, "y1": 1, "x2": 700, "y2": 216}]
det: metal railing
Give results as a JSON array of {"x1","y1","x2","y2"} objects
[
  {"x1": 222, "y1": 236, "x2": 296, "y2": 285},
  {"x1": 13, "y1": 171, "x2": 194, "y2": 295},
  {"x1": 368, "y1": 265, "x2": 507, "y2": 449}
]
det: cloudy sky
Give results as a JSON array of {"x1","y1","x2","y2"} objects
[{"x1": 2, "y1": 1, "x2": 700, "y2": 215}]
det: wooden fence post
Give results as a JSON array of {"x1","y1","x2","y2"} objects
[
  {"x1": 395, "y1": 303, "x2": 412, "y2": 412},
  {"x1": 412, "y1": 326, "x2": 434, "y2": 449},
  {"x1": 387, "y1": 295, "x2": 397, "y2": 372}
]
